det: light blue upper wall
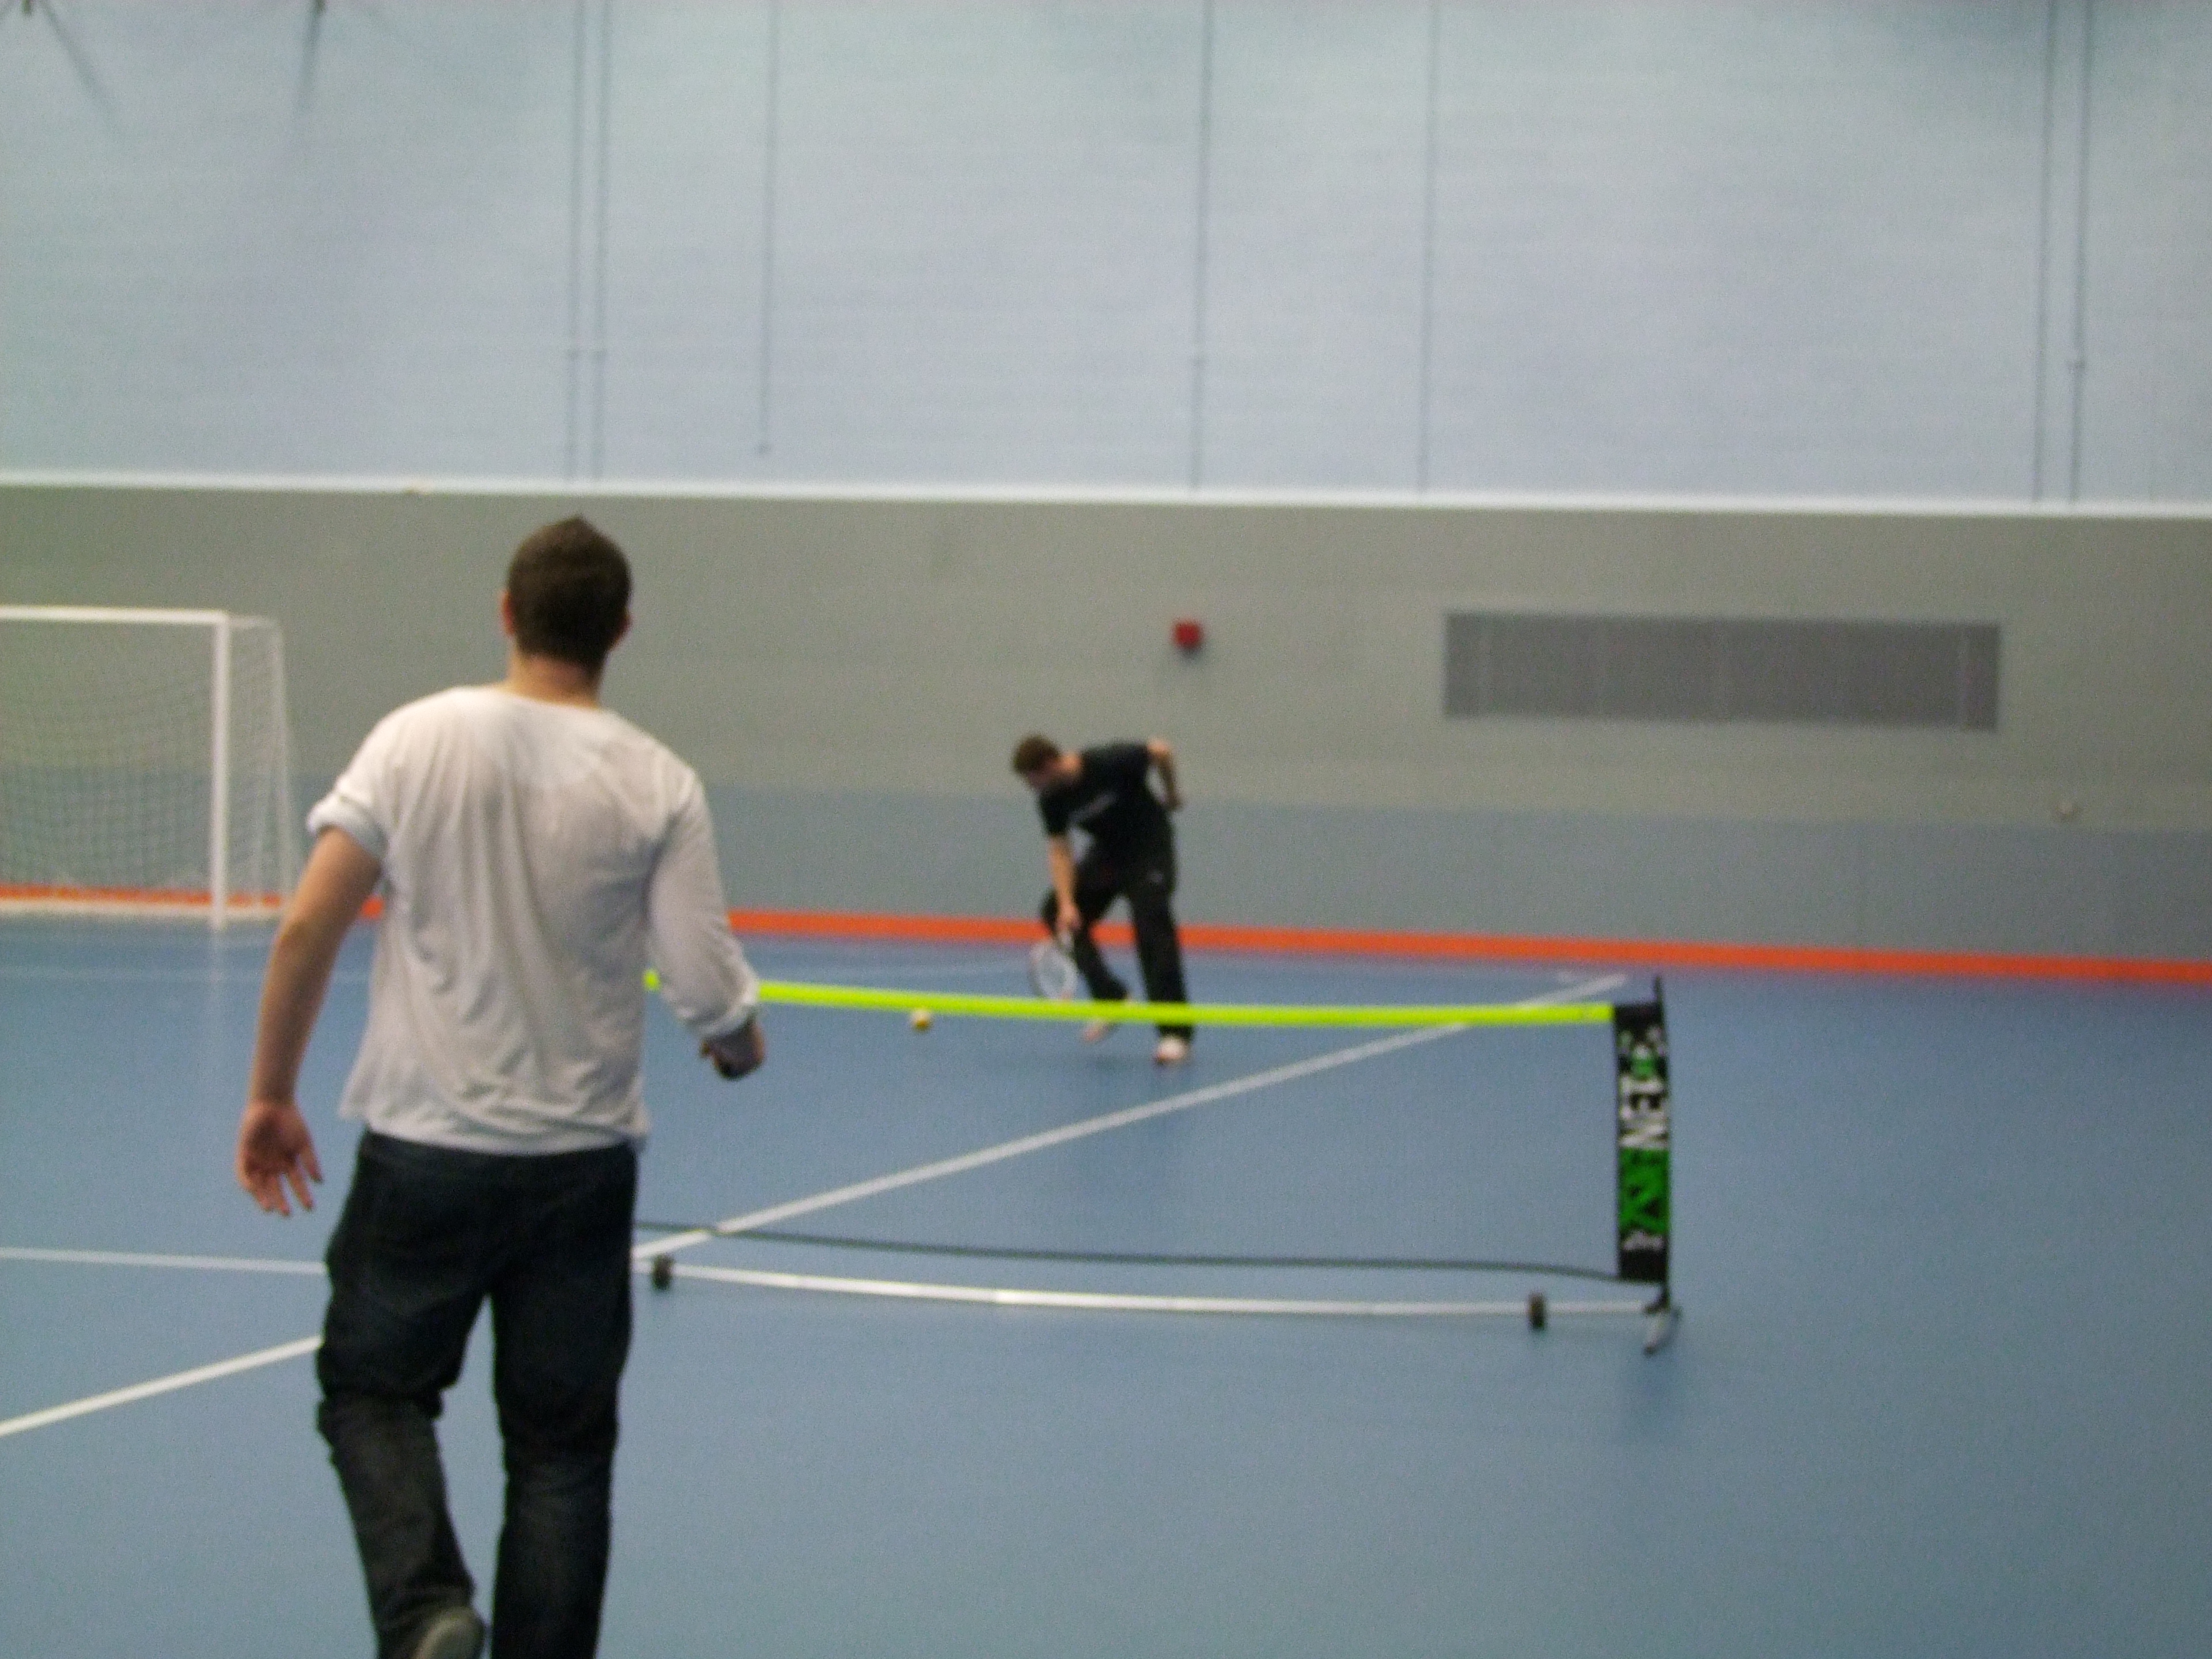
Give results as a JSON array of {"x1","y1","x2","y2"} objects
[
  {"x1": 5, "y1": 0, "x2": 2209, "y2": 501},
  {"x1": 1430, "y1": 3, "x2": 2055, "y2": 498}
]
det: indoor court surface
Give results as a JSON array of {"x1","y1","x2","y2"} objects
[{"x1": 3, "y1": 919, "x2": 2209, "y2": 1658}]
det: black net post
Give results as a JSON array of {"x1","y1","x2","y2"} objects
[{"x1": 1613, "y1": 982, "x2": 1671, "y2": 1291}]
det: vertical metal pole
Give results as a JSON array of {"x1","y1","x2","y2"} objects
[
  {"x1": 1415, "y1": 0, "x2": 1441, "y2": 492},
  {"x1": 757, "y1": 0, "x2": 782, "y2": 459},
  {"x1": 590, "y1": 0, "x2": 613, "y2": 480},
  {"x1": 2029, "y1": 0, "x2": 2059, "y2": 499},
  {"x1": 209, "y1": 613, "x2": 232, "y2": 930},
  {"x1": 2066, "y1": 0, "x2": 2095, "y2": 502},
  {"x1": 565, "y1": 0, "x2": 588, "y2": 479},
  {"x1": 1187, "y1": 0, "x2": 1215, "y2": 490}
]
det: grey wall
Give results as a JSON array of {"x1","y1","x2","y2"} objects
[
  {"x1": 4, "y1": 0, "x2": 2210, "y2": 500},
  {"x1": 5, "y1": 481, "x2": 2207, "y2": 957}
]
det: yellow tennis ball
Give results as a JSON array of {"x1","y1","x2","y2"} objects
[
  {"x1": 909, "y1": 1007, "x2": 933, "y2": 1032},
  {"x1": 643, "y1": 968, "x2": 661, "y2": 991}
]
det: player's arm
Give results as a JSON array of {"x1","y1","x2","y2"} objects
[
  {"x1": 1146, "y1": 737, "x2": 1181, "y2": 811},
  {"x1": 237, "y1": 827, "x2": 382, "y2": 1215},
  {"x1": 1046, "y1": 834, "x2": 1080, "y2": 938},
  {"x1": 647, "y1": 783, "x2": 766, "y2": 1081}
]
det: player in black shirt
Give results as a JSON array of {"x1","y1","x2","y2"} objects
[{"x1": 1011, "y1": 734, "x2": 1194, "y2": 1064}]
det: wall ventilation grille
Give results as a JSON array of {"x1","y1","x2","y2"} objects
[{"x1": 1444, "y1": 613, "x2": 1999, "y2": 730}]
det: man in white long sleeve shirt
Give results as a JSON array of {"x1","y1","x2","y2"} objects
[{"x1": 236, "y1": 517, "x2": 763, "y2": 1659}]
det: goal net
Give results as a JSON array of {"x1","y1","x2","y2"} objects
[{"x1": 0, "y1": 607, "x2": 302, "y2": 926}]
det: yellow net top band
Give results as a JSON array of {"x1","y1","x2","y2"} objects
[{"x1": 754, "y1": 979, "x2": 1613, "y2": 1028}]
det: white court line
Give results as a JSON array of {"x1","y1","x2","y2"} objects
[
  {"x1": 634, "y1": 972, "x2": 1624, "y2": 1262},
  {"x1": 0, "y1": 972, "x2": 1622, "y2": 1440},
  {"x1": 0, "y1": 1246, "x2": 324, "y2": 1276},
  {"x1": 0, "y1": 1338, "x2": 324, "y2": 1441}
]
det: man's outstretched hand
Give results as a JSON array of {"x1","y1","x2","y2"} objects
[{"x1": 237, "y1": 1098, "x2": 323, "y2": 1216}]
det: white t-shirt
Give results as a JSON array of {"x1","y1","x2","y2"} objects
[{"x1": 308, "y1": 684, "x2": 759, "y2": 1153}]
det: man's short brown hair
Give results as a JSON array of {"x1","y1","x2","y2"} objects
[
  {"x1": 1010, "y1": 734, "x2": 1060, "y2": 776},
  {"x1": 506, "y1": 517, "x2": 631, "y2": 672}
]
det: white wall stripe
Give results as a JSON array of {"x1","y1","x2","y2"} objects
[{"x1": 6, "y1": 471, "x2": 2209, "y2": 520}]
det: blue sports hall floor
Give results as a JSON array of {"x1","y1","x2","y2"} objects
[{"x1": 2, "y1": 918, "x2": 2208, "y2": 1658}]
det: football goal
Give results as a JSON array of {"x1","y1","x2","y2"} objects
[{"x1": 0, "y1": 607, "x2": 301, "y2": 926}]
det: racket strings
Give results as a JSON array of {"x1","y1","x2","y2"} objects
[{"x1": 1025, "y1": 937, "x2": 1082, "y2": 1001}]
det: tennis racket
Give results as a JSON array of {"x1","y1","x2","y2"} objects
[{"x1": 1027, "y1": 935, "x2": 1080, "y2": 1001}]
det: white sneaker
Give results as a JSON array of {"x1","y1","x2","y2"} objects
[{"x1": 1153, "y1": 1034, "x2": 1190, "y2": 1066}]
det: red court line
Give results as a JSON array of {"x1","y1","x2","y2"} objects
[
  {"x1": 0, "y1": 884, "x2": 285, "y2": 911},
  {"x1": 724, "y1": 908, "x2": 2212, "y2": 987},
  {"x1": 32, "y1": 891, "x2": 2197, "y2": 986}
]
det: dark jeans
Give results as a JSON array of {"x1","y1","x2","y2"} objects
[
  {"x1": 318, "y1": 1132, "x2": 638, "y2": 1659},
  {"x1": 1040, "y1": 844, "x2": 1193, "y2": 1041}
]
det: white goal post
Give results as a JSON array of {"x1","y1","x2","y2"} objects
[{"x1": 0, "y1": 606, "x2": 302, "y2": 927}]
